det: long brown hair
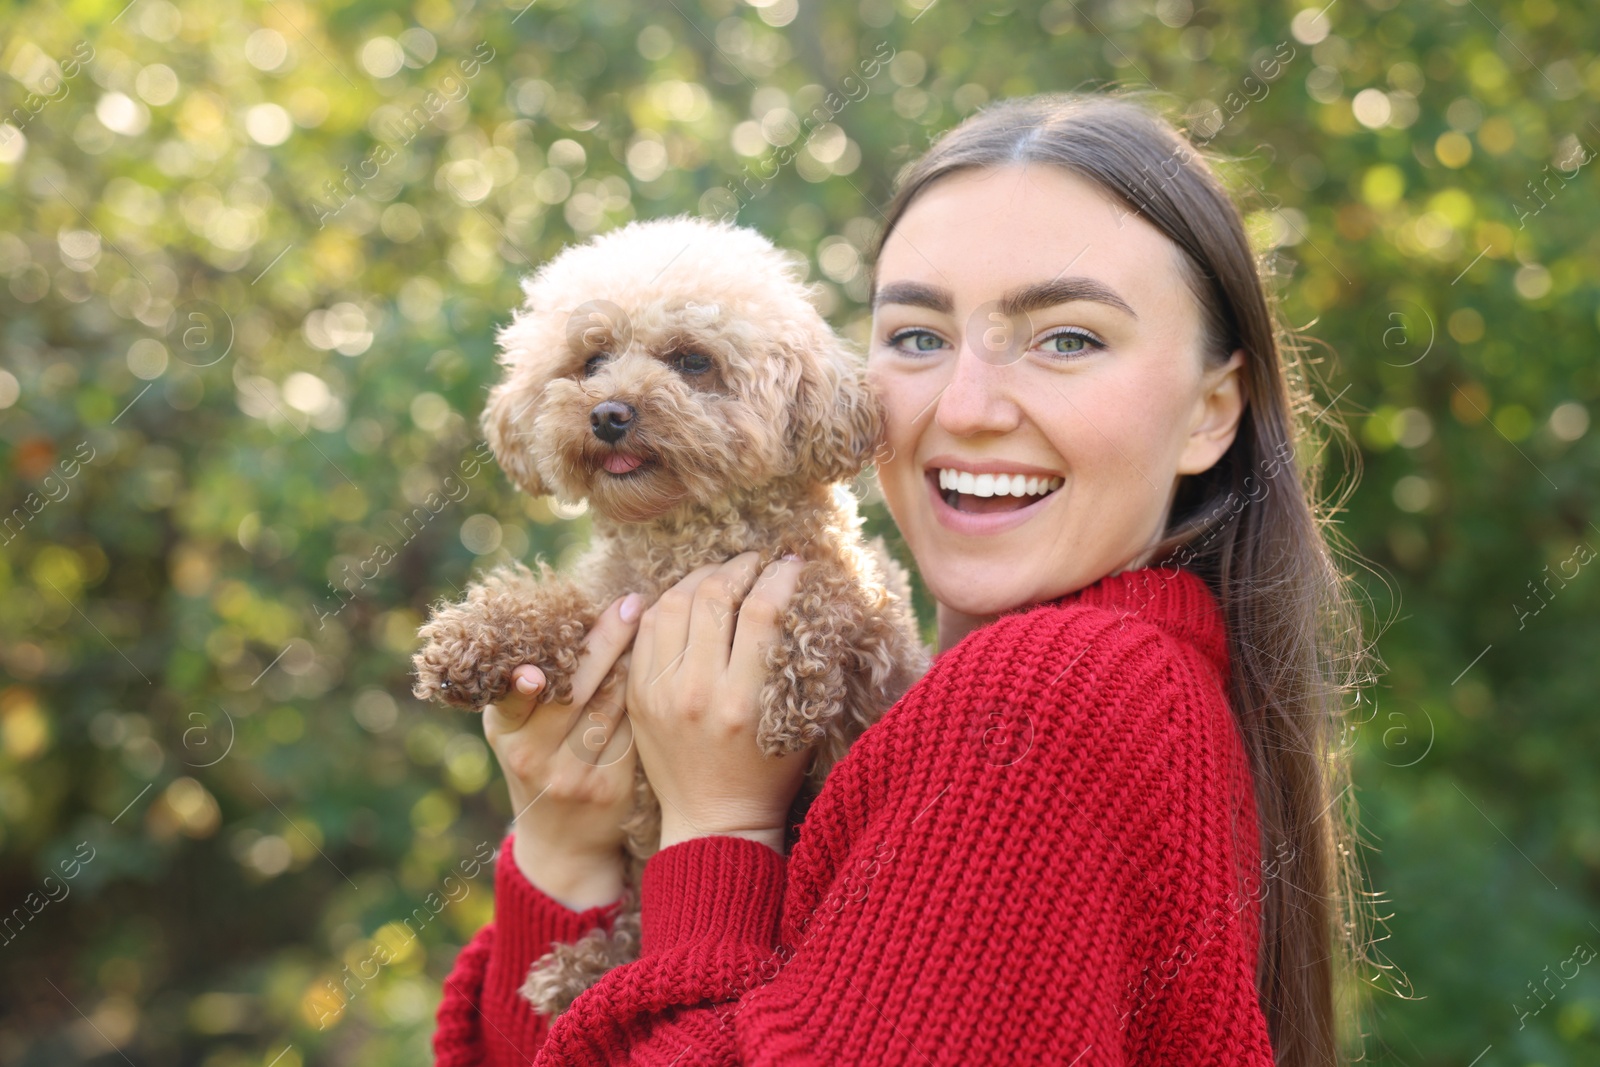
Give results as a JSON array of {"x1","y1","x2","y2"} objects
[{"x1": 864, "y1": 91, "x2": 1379, "y2": 1065}]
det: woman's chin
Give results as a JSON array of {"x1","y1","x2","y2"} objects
[
  {"x1": 923, "y1": 569, "x2": 1037, "y2": 620},
  {"x1": 924, "y1": 556, "x2": 1117, "y2": 620}
]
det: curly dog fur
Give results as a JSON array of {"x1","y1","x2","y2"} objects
[{"x1": 412, "y1": 214, "x2": 928, "y2": 1018}]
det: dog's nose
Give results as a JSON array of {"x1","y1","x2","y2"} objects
[{"x1": 590, "y1": 400, "x2": 636, "y2": 444}]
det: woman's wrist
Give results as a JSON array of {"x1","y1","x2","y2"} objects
[
  {"x1": 512, "y1": 826, "x2": 626, "y2": 910},
  {"x1": 659, "y1": 814, "x2": 787, "y2": 855}
]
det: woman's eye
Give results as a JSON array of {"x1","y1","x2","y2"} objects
[
  {"x1": 583, "y1": 353, "x2": 609, "y2": 377},
  {"x1": 888, "y1": 328, "x2": 947, "y2": 355},
  {"x1": 673, "y1": 350, "x2": 711, "y2": 374},
  {"x1": 1037, "y1": 329, "x2": 1103, "y2": 357}
]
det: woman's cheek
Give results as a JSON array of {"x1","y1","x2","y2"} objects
[
  {"x1": 869, "y1": 366, "x2": 915, "y2": 462},
  {"x1": 1089, "y1": 383, "x2": 1173, "y2": 479}
]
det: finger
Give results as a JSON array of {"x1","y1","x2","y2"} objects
[
  {"x1": 481, "y1": 661, "x2": 561, "y2": 743},
  {"x1": 586, "y1": 710, "x2": 636, "y2": 771},
  {"x1": 728, "y1": 558, "x2": 804, "y2": 684},
  {"x1": 481, "y1": 667, "x2": 544, "y2": 739},
  {"x1": 684, "y1": 552, "x2": 764, "y2": 677},
  {"x1": 582, "y1": 656, "x2": 629, "y2": 731},
  {"x1": 641, "y1": 562, "x2": 722, "y2": 684},
  {"x1": 483, "y1": 686, "x2": 541, "y2": 739},
  {"x1": 567, "y1": 666, "x2": 629, "y2": 764},
  {"x1": 514, "y1": 664, "x2": 545, "y2": 697},
  {"x1": 566, "y1": 593, "x2": 645, "y2": 710}
]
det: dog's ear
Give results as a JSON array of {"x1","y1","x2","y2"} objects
[
  {"x1": 787, "y1": 328, "x2": 886, "y2": 485},
  {"x1": 481, "y1": 360, "x2": 552, "y2": 499}
]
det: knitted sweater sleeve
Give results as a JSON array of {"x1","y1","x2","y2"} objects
[
  {"x1": 432, "y1": 833, "x2": 626, "y2": 1067},
  {"x1": 527, "y1": 601, "x2": 1276, "y2": 1065}
]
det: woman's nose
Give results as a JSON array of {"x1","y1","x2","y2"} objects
[{"x1": 934, "y1": 328, "x2": 1024, "y2": 437}]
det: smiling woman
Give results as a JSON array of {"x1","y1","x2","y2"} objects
[{"x1": 860, "y1": 92, "x2": 1377, "y2": 1064}]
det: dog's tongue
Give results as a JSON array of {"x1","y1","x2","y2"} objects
[{"x1": 604, "y1": 453, "x2": 644, "y2": 474}]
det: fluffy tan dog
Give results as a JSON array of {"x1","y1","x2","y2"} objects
[{"x1": 411, "y1": 214, "x2": 927, "y2": 1017}]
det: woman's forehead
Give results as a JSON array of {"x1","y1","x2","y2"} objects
[{"x1": 877, "y1": 165, "x2": 1188, "y2": 301}]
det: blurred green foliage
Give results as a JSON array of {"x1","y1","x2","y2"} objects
[{"x1": 0, "y1": 0, "x2": 1596, "y2": 1063}]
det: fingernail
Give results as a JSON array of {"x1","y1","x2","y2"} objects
[
  {"x1": 516, "y1": 670, "x2": 542, "y2": 695},
  {"x1": 782, "y1": 553, "x2": 800, "y2": 562},
  {"x1": 619, "y1": 592, "x2": 643, "y2": 622}
]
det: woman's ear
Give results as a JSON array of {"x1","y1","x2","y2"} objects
[
  {"x1": 481, "y1": 363, "x2": 552, "y2": 498},
  {"x1": 787, "y1": 332, "x2": 886, "y2": 485},
  {"x1": 1177, "y1": 347, "x2": 1248, "y2": 476}
]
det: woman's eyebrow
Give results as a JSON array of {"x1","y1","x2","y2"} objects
[
  {"x1": 870, "y1": 280, "x2": 954, "y2": 314},
  {"x1": 871, "y1": 277, "x2": 1138, "y2": 320}
]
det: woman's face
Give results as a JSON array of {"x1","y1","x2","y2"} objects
[{"x1": 867, "y1": 164, "x2": 1246, "y2": 621}]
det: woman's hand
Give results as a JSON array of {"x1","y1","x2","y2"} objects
[
  {"x1": 481, "y1": 594, "x2": 641, "y2": 910},
  {"x1": 626, "y1": 552, "x2": 811, "y2": 855}
]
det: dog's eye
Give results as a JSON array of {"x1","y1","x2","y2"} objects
[
  {"x1": 583, "y1": 353, "x2": 609, "y2": 377},
  {"x1": 672, "y1": 350, "x2": 711, "y2": 375}
]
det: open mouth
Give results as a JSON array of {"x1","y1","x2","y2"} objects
[
  {"x1": 602, "y1": 451, "x2": 653, "y2": 476},
  {"x1": 925, "y1": 468, "x2": 1064, "y2": 514}
]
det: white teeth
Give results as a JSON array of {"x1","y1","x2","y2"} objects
[{"x1": 934, "y1": 469, "x2": 1061, "y2": 498}]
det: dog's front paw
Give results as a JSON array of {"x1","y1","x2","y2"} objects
[
  {"x1": 412, "y1": 602, "x2": 521, "y2": 710},
  {"x1": 411, "y1": 563, "x2": 592, "y2": 710}
]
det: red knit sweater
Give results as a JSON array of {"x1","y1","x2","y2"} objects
[{"x1": 433, "y1": 565, "x2": 1276, "y2": 1065}]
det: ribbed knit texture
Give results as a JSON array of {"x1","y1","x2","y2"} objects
[
  {"x1": 433, "y1": 565, "x2": 1275, "y2": 1065},
  {"x1": 433, "y1": 837, "x2": 626, "y2": 1066}
]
